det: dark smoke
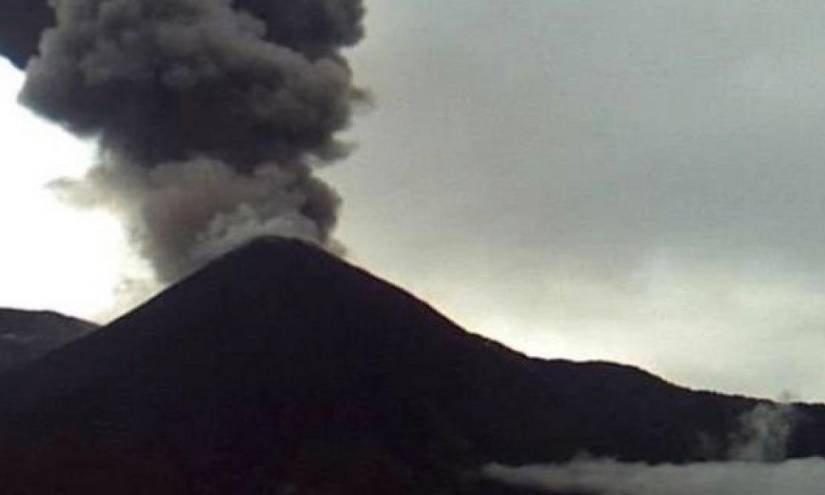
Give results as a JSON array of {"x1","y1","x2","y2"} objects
[
  {"x1": 0, "y1": 0, "x2": 53, "y2": 69},
  {"x1": 0, "y1": 1, "x2": 364, "y2": 69},
  {"x1": 7, "y1": 0, "x2": 364, "y2": 282}
]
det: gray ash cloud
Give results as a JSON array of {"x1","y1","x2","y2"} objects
[
  {"x1": 0, "y1": 0, "x2": 53, "y2": 69},
  {"x1": 4, "y1": 0, "x2": 364, "y2": 282}
]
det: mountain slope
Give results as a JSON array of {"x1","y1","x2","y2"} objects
[
  {"x1": 0, "y1": 309, "x2": 95, "y2": 372},
  {"x1": 0, "y1": 238, "x2": 822, "y2": 494},
  {"x1": 0, "y1": 238, "x2": 572, "y2": 493}
]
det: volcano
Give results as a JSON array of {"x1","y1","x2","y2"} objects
[{"x1": 0, "y1": 238, "x2": 824, "y2": 494}]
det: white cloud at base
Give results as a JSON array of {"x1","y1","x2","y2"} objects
[{"x1": 484, "y1": 458, "x2": 825, "y2": 495}]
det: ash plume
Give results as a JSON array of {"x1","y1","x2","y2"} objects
[
  {"x1": 10, "y1": 0, "x2": 364, "y2": 282},
  {"x1": 0, "y1": 0, "x2": 53, "y2": 69}
]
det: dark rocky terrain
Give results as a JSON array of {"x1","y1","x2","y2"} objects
[{"x1": 0, "y1": 238, "x2": 822, "y2": 494}]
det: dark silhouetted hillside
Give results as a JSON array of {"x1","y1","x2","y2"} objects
[
  {"x1": 0, "y1": 309, "x2": 95, "y2": 373},
  {"x1": 0, "y1": 238, "x2": 822, "y2": 494}
]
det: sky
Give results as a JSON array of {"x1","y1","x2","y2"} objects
[
  {"x1": 3, "y1": 0, "x2": 825, "y2": 402},
  {"x1": 0, "y1": 61, "x2": 135, "y2": 319}
]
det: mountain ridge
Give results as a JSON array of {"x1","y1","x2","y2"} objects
[
  {"x1": 0, "y1": 308, "x2": 95, "y2": 373},
  {"x1": 0, "y1": 237, "x2": 823, "y2": 494}
]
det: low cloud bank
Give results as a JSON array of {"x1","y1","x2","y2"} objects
[
  {"x1": 484, "y1": 402, "x2": 824, "y2": 494},
  {"x1": 483, "y1": 458, "x2": 825, "y2": 495}
]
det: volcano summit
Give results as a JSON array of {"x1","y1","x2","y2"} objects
[{"x1": 0, "y1": 238, "x2": 823, "y2": 494}]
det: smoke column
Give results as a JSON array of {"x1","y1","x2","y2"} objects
[
  {"x1": 0, "y1": 0, "x2": 53, "y2": 69},
  {"x1": 11, "y1": 0, "x2": 365, "y2": 282},
  {"x1": 728, "y1": 401, "x2": 797, "y2": 462}
]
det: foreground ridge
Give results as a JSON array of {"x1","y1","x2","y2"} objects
[{"x1": 0, "y1": 238, "x2": 823, "y2": 494}]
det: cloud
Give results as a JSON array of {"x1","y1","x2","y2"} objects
[
  {"x1": 327, "y1": 0, "x2": 825, "y2": 401},
  {"x1": 483, "y1": 402, "x2": 821, "y2": 494},
  {"x1": 17, "y1": 0, "x2": 364, "y2": 283},
  {"x1": 484, "y1": 458, "x2": 825, "y2": 495}
]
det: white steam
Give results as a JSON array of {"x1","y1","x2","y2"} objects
[
  {"x1": 728, "y1": 401, "x2": 797, "y2": 462},
  {"x1": 483, "y1": 402, "x2": 823, "y2": 495},
  {"x1": 484, "y1": 458, "x2": 825, "y2": 495}
]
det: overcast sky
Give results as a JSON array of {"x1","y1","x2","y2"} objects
[
  {"x1": 330, "y1": 0, "x2": 825, "y2": 402},
  {"x1": 4, "y1": 0, "x2": 825, "y2": 402}
]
